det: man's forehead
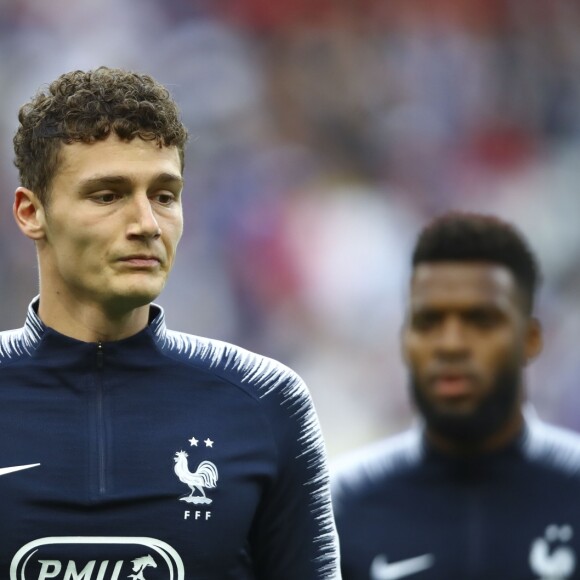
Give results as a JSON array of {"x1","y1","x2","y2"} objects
[
  {"x1": 410, "y1": 262, "x2": 519, "y2": 306},
  {"x1": 56, "y1": 137, "x2": 182, "y2": 178}
]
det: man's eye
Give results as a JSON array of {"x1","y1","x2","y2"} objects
[
  {"x1": 412, "y1": 312, "x2": 441, "y2": 330},
  {"x1": 154, "y1": 192, "x2": 177, "y2": 205},
  {"x1": 94, "y1": 192, "x2": 120, "y2": 204},
  {"x1": 466, "y1": 310, "x2": 502, "y2": 328}
]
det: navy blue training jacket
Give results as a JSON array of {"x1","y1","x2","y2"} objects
[
  {"x1": 332, "y1": 418, "x2": 580, "y2": 580},
  {"x1": 0, "y1": 299, "x2": 339, "y2": 580}
]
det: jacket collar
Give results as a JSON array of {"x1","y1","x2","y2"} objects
[{"x1": 24, "y1": 296, "x2": 167, "y2": 346}]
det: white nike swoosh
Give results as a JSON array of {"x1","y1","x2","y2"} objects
[
  {"x1": 0, "y1": 463, "x2": 41, "y2": 477},
  {"x1": 371, "y1": 553, "x2": 435, "y2": 580}
]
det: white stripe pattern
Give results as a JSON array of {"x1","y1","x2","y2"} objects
[{"x1": 0, "y1": 300, "x2": 44, "y2": 364}]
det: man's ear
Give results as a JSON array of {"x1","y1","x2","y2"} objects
[
  {"x1": 524, "y1": 317, "x2": 543, "y2": 364},
  {"x1": 13, "y1": 187, "x2": 47, "y2": 240}
]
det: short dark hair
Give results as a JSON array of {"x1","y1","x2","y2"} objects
[
  {"x1": 13, "y1": 66, "x2": 189, "y2": 206},
  {"x1": 412, "y1": 211, "x2": 541, "y2": 314}
]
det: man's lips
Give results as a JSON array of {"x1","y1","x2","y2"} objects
[
  {"x1": 118, "y1": 255, "x2": 161, "y2": 267},
  {"x1": 430, "y1": 373, "x2": 476, "y2": 398}
]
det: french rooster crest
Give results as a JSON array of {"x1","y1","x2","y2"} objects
[{"x1": 174, "y1": 450, "x2": 218, "y2": 504}]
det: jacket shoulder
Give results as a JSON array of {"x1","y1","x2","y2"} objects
[
  {"x1": 331, "y1": 428, "x2": 422, "y2": 507},
  {"x1": 523, "y1": 418, "x2": 580, "y2": 477},
  {"x1": 158, "y1": 329, "x2": 308, "y2": 402},
  {"x1": 0, "y1": 327, "x2": 39, "y2": 367}
]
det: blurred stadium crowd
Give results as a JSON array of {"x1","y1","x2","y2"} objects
[{"x1": 1, "y1": 0, "x2": 580, "y2": 457}]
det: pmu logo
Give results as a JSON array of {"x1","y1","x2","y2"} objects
[{"x1": 10, "y1": 537, "x2": 184, "y2": 580}]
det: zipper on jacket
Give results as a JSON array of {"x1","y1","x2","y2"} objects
[
  {"x1": 96, "y1": 341, "x2": 107, "y2": 495},
  {"x1": 466, "y1": 485, "x2": 483, "y2": 577}
]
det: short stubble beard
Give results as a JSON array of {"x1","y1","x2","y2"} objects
[{"x1": 410, "y1": 364, "x2": 522, "y2": 446}]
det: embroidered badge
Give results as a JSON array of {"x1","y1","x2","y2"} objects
[
  {"x1": 529, "y1": 524, "x2": 576, "y2": 579},
  {"x1": 174, "y1": 436, "x2": 218, "y2": 505}
]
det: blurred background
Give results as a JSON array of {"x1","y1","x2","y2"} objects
[{"x1": 1, "y1": 0, "x2": 580, "y2": 459}]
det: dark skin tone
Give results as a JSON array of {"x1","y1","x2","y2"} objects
[{"x1": 402, "y1": 262, "x2": 542, "y2": 455}]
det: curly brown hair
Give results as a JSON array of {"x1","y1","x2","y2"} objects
[{"x1": 13, "y1": 66, "x2": 189, "y2": 205}]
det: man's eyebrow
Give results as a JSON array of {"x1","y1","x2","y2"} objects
[
  {"x1": 79, "y1": 173, "x2": 184, "y2": 190},
  {"x1": 154, "y1": 172, "x2": 184, "y2": 186},
  {"x1": 79, "y1": 175, "x2": 130, "y2": 189}
]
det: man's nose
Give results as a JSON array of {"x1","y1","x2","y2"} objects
[
  {"x1": 127, "y1": 194, "x2": 161, "y2": 239},
  {"x1": 435, "y1": 317, "x2": 469, "y2": 356}
]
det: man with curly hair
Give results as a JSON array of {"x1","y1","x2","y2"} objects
[
  {"x1": 333, "y1": 212, "x2": 580, "y2": 579},
  {"x1": 3, "y1": 67, "x2": 339, "y2": 579}
]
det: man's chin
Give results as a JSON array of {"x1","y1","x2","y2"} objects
[
  {"x1": 103, "y1": 285, "x2": 164, "y2": 313},
  {"x1": 423, "y1": 409, "x2": 494, "y2": 443},
  {"x1": 430, "y1": 397, "x2": 480, "y2": 416},
  {"x1": 410, "y1": 368, "x2": 521, "y2": 446}
]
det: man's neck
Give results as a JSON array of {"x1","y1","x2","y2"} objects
[
  {"x1": 38, "y1": 292, "x2": 151, "y2": 342},
  {"x1": 426, "y1": 408, "x2": 525, "y2": 457}
]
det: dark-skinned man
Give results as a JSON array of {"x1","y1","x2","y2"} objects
[{"x1": 333, "y1": 211, "x2": 580, "y2": 580}]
